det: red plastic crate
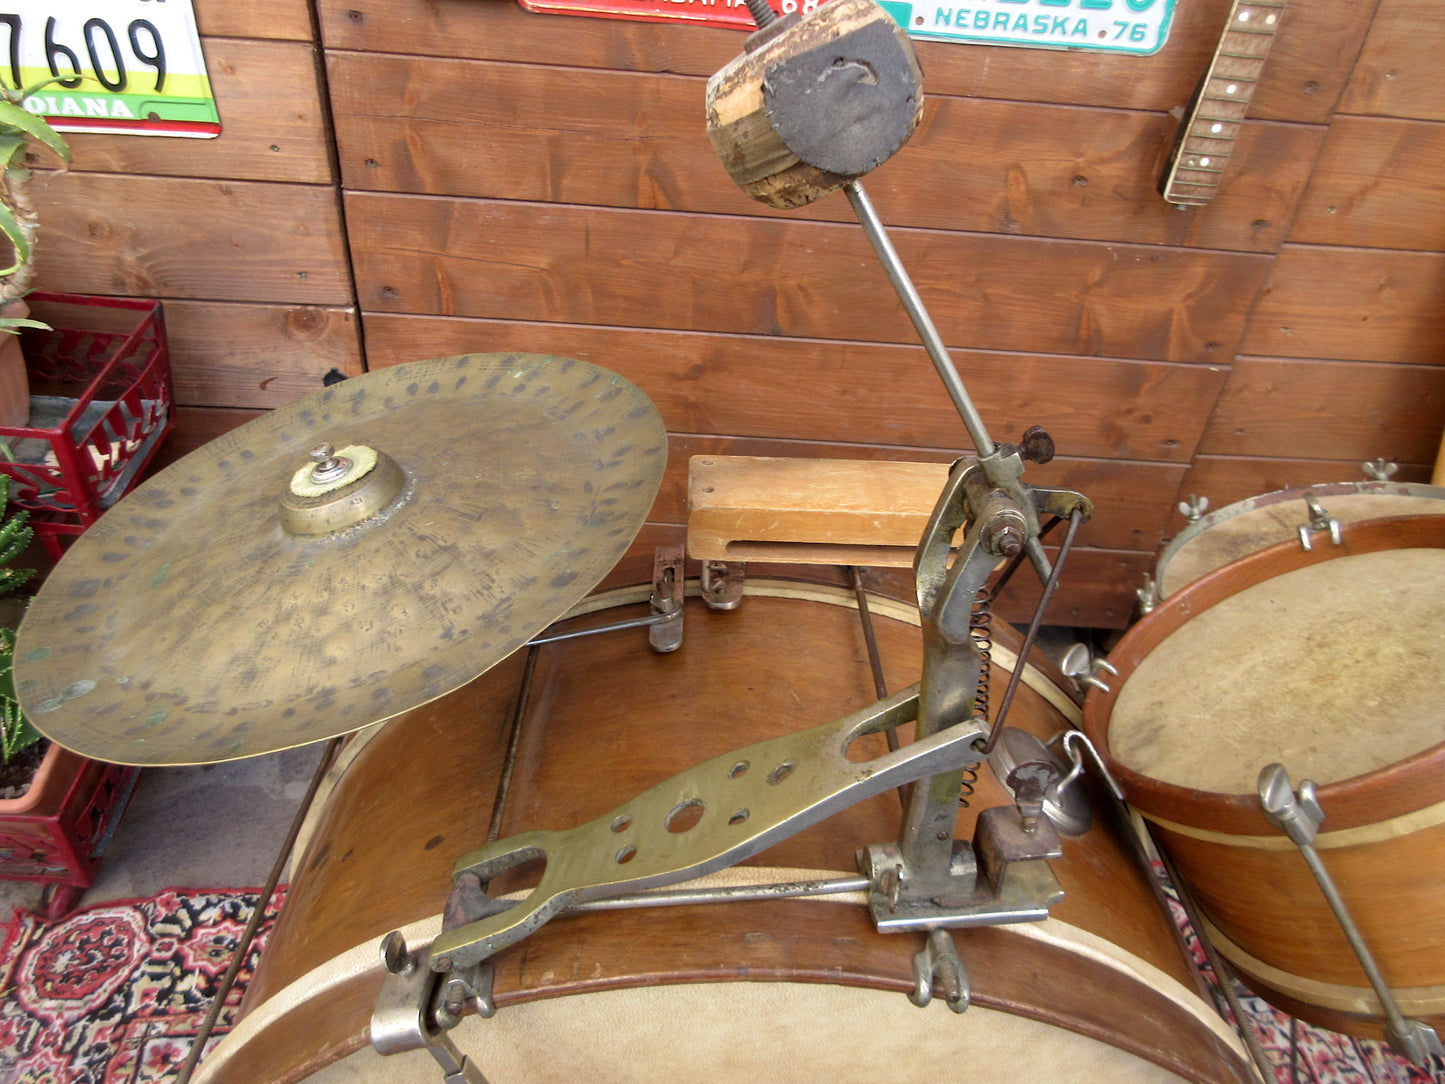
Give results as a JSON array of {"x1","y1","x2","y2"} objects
[
  {"x1": 0, "y1": 292, "x2": 174, "y2": 558},
  {"x1": 0, "y1": 744, "x2": 139, "y2": 918}
]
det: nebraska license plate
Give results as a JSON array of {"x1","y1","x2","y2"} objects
[
  {"x1": 879, "y1": 0, "x2": 1177, "y2": 54},
  {"x1": 1, "y1": 0, "x2": 220, "y2": 137}
]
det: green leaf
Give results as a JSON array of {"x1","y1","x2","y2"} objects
[{"x1": 0, "y1": 201, "x2": 25, "y2": 277}]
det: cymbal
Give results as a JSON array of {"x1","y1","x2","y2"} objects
[{"x1": 14, "y1": 354, "x2": 668, "y2": 766}]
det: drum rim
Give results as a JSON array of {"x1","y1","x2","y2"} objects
[
  {"x1": 1155, "y1": 481, "x2": 1445, "y2": 600},
  {"x1": 1085, "y1": 515, "x2": 1445, "y2": 836}
]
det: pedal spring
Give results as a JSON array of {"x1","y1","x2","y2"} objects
[{"x1": 961, "y1": 587, "x2": 993, "y2": 808}]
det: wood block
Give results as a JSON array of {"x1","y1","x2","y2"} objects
[{"x1": 687, "y1": 455, "x2": 947, "y2": 565}]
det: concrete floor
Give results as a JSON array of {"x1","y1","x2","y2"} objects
[{"x1": 0, "y1": 743, "x2": 328, "y2": 925}]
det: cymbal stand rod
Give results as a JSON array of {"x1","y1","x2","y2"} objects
[{"x1": 843, "y1": 180, "x2": 996, "y2": 461}]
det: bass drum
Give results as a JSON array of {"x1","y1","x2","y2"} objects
[
  {"x1": 196, "y1": 581, "x2": 1251, "y2": 1084},
  {"x1": 1155, "y1": 480, "x2": 1445, "y2": 600},
  {"x1": 1087, "y1": 516, "x2": 1445, "y2": 1039}
]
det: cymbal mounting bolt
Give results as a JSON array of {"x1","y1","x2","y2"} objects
[
  {"x1": 984, "y1": 517, "x2": 1025, "y2": 558},
  {"x1": 309, "y1": 442, "x2": 354, "y2": 484}
]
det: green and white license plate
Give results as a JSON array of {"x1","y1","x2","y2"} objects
[
  {"x1": 879, "y1": 0, "x2": 1177, "y2": 54},
  {"x1": 1, "y1": 0, "x2": 219, "y2": 137}
]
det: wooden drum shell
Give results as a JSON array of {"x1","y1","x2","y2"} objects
[
  {"x1": 1086, "y1": 516, "x2": 1445, "y2": 1039},
  {"x1": 197, "y1": 582, "x2": 1250, "y2": 1083}
]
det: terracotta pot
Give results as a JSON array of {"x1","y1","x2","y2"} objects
[{"x1": 0, "y1": 299, "x2": 30, "y2": 428}]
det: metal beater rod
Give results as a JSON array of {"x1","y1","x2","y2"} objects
[{"x1": 844, "y1": 181, "x2": 997, "y2": 459}]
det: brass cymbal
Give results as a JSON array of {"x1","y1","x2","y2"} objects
[{"x1": 14, "y1": 354, "x2": 668, "y2": 766}]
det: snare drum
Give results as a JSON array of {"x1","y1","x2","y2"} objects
[
  {"x1": 1087, "y1": 516, "x2": 1445, "y2": 1039},
  {"x1": 1156, "y1": 481, "x2": 1445, "y2": 599},
  {"x1": 197, "y1": 582, "x2": 1250, "y2": 1084}
]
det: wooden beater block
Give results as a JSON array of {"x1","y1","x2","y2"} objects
[
  {"x1": 705, "y1": 0, "x2": 923, "y2": 209},
  {"x1": 687, "y1": 455, "x2": 949, "y2": 567}
]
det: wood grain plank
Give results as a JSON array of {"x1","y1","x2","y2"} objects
[
  {"x1": 162, "y1": 301, "x2": 363, "y2": 409},
  {"x1": 1240, "y1": 245, "x2": 1445, "y2": 364},
  {"x1": 31, "y1": 172, "x2": 353, "y2": 306},
  {"x1": 1290, "y1": 115, "x2": 1445, "y2": 250},
  {"x1": 644, "y1": 434, "x2": 1184, "y2": 553},
  {"x1": 1337, "y1": 0, "x2": 1445, "y2": 121},
  {"x1": 1168, "y1": 454, "x2": 1436, "y2": 537},
  {"x1": 346, "y1": 193, "x2": 1266, "y2": 363},
  {"x1": 1198, "y1": 357, "x2": 1445, "y2": 463},
  {"x1": 316, "y1": 0, "x2": 1364, "y2": 122},
  {"x1": 328, "y1": 52, "x2": 1319, "y2": 252},
  {"x1": 360, "y1": 313, "x2": 1227, "y2": 462},
  {"x1": 193, "y1": 0, "x2": 316, "y2": 41},
  {"x1": 56, "y1": 41, "x2": 331, "y2": 184}
]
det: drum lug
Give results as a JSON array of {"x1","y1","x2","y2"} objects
[
  {"x1": 1258, "y1": 764, "x2": 1445, "y2": 1068},
  {"x1": 1059, "y1": 643, "x2": 1117, "y2": 696},
  {"x1": 1296, "y1": 494, "x2": 1343, "y2": 550},
  {"x1": 371, "y1": 930, "x2": 492, "y2": 1083},
  {"x1": 908, "y1": 928, "x2": 969, "y2": 1014},
  {"x1": 648, "y1": 545, "x2": 685, "y2": 652},
  {"x1": 700, "y1": 559, "x2": 746, "y2": 611}
]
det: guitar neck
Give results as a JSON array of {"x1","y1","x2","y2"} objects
[{"x1": 1160, "y1": 0, "x2": 1286, "y2": 207}]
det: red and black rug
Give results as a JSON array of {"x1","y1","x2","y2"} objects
[{"x1": 0, "y1": 887, "x2": 282, "y2": 1083}]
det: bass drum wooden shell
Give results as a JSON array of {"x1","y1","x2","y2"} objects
[
  {"x1": 1087, "y1": 516, "x2": 1445, "y2": 1039},
  {"x1": 196, "y1": 581, "x2": 1250, "y2": 1084}
]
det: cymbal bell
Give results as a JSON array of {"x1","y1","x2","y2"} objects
[{"x1": 14, "y1": 354, "x2": 668, "y2": 766}]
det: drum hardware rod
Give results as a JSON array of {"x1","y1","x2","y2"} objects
[
  {"x1": 700, "y1": 559, "x2": 746, "y2": 610},
  {"x1": 977, "y1": 505, "x2": 1085, "y2": 756},
  {"x1": 485, "y1": 644, "x2": 540, "y2": 847},
  {"x1": 174, "y1": 735, "x2": 345, "y2": 1084},
  {"x1": 1059, "y1": 642, "x2": 1119, "y2": 696},
  {"x1": 1258, "y1": 763, "x2": 1445, "y2": 1067},
  {"x1": 1145, "y1": 822, "x2": 1276, "y2": 1084},
  {"x1": 547, "y1": 872, "x2": 872, "y2": 911},
  {"x1": 526, "y1": 607, "x2": 679, "y2": 647}
]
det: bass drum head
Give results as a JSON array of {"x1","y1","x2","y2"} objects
[
  {"x1": 1155, "y1": 481, "x2": 1445, "y2": 599},
  {"x1": 198, "y1": 581, "x2": 1251, "y2": 1084}
]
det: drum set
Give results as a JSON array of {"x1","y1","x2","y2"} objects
[{"x1": 12, "y1": 2, "x2": 1445, "y2": 1082}]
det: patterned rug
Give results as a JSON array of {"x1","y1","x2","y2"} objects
[
  {"x1": 0, "y1": 880, "x2": 1439, "y2": 1083},
  {"x1": 0, "y1": 887, "x2": 283, "y2": 1083}
]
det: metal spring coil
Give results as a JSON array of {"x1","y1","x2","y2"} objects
[{"x1": 960, "y1": 587, "x2": 994, "y2": 807}]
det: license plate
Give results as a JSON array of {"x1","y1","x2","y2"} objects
[
  {"x1": 1, "y1": 0, "x2": 220, "y2": 137},
  {"x1": 879, "y1": 0, "x2": 1177, "y2": 54}
]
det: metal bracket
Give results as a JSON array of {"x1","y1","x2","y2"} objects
[
  {"x1": 699, "y1": 559, "x2": 745, "y2": 610},
  {"x1": 1258, "y1": 764, "x2": 1445, "y2": 1067},
  {"x1": 429, "y1": 685, "x2": 988, "y2": 973},
  {"x1": 372, "y1": 931, "x2": 492, "y2": 1083},
  {"x1": 908, "y1": 928, "x2": 969, "y2": 1013},
  {"x1": 649, "y1": 544, "x2": 685, "y2": 652},
  {"x1": 1296, "y1": 494, "x2": 1343, "y2": 551},
  {"x1": 1060, "y1": 642, "x2": 1118, "y2": 696}
]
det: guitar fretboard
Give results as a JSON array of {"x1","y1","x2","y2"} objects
[{"x1": 1160, "y1": 0, "x2": 1285, "y2": 206}]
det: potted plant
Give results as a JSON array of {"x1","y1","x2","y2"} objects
[
  {"x1": 0, "y1": 80, "x2": 72, "y2": 427},
  {"x1": 0, "y1": 475, "x2": 34, "y2": 786}
]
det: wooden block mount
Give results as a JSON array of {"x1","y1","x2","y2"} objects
[{"x1": 687, "y1": 454, "x2": 949, "y2": 566}]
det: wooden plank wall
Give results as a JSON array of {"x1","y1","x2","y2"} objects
[
  {"x1": 30, "y1": 0, "x2": 363, "y2": 458},
  {"x1": 30, "y1": 0, "x2": 1445, "y2": 627}
]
